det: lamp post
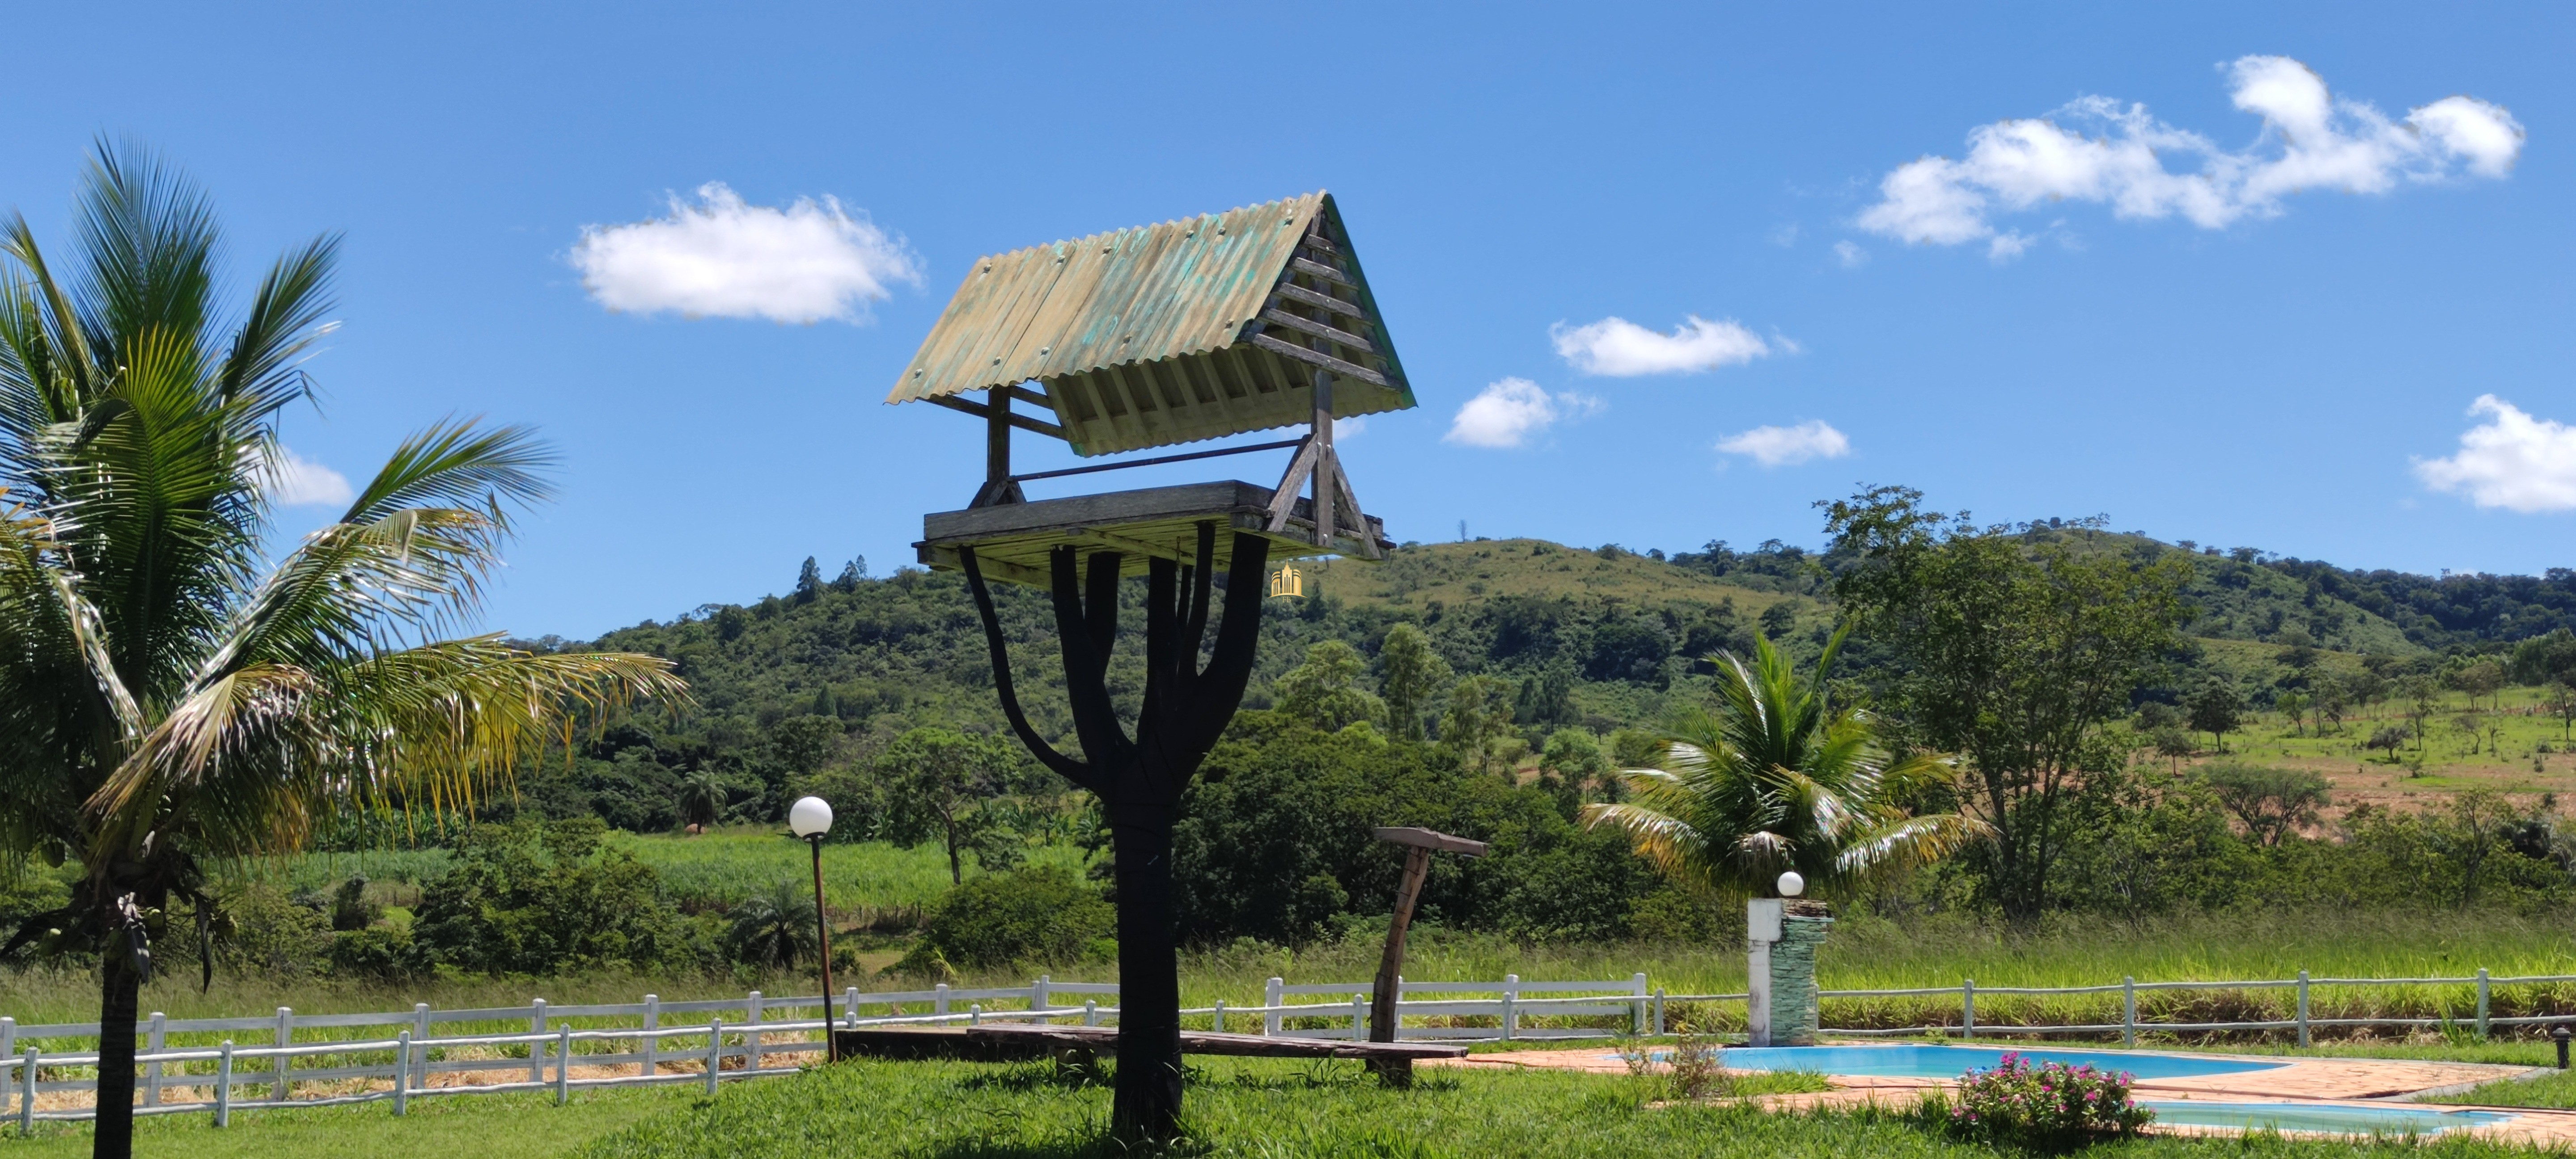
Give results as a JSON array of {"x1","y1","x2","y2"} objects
[{"x1": 789, "y1": 795, "x2": 837, "y2": 1062}]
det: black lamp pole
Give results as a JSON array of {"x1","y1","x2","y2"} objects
[{"x1": 810, "y1": 833, "x2": 836, "y2": 1062}]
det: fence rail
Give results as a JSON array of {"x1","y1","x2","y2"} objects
[{"x1": 8, "y1": 967, "x2": 2573, "y2": 1129}]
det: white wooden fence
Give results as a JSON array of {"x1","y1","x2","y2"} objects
[
  {"x1": 0, "y1": 974, "x2": 1651, "y2": 1129},
  {"x1": 21, "y1": 968, "x2": 2561, "y2": 1129}
]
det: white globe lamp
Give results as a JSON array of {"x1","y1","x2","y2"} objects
[
  {"x1": 1776, "y1": 870, "x2": 1805, "y2": 898},
  {"x1": 790, "y1": 795, "x2": 835, "y2": 839}
]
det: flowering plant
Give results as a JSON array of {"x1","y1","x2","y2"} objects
[{"x1": 1938, "y1": 1052, "x2": 2150, "y2": 1150}]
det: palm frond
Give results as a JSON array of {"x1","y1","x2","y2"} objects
[{"x1": 338, "y1": 419, "x2": 552, "y2": 528}]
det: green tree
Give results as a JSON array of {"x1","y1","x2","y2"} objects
[
  {"x1": 2546, "y1": 682, "x2": 2576, "y2": 741},
  {"x1": 676, "y1": 769, "x2": 728, "y2": 832},
  {"x1": 2196, "y1": 762, "x2": 2329, "y2": 846},
  {"x1": 1536, "y1": 726, "x2": 1611, "y2": 816},
  {"x1": 724, "y1": 879, "x2": 818, "y2": 968},
  {"x1": 1821, "y1": 486, "x2": 2193, "y2": 924},
  {"x1": 792, "y1": 555, "x2": 824, "y2": 605},
  {"x1": 0, "y1": 144, "x2": 681, "y2": 1159},
  {"x1": 1583, "y1": 630, "x2": 1983, "y2": 901},
  {"x1": 2398, "y1": 676, "x2": 2441, "y2": 749},
  {"x1": 1271, "y1": 640, "x2": 1383, "y2": 731},
  {"x1": 2313, "y1": 677, "x2": 2350, "y2": 736},
  {"x1": 2187, "y1": 684, "x2": 2243, "y2": 753},
  {"x1": 1438, "y1": 675, "x2": 1523, "y2": 774},
  {"x1": 1374, "y1": 622, "x2": 1451, "y2": 742},
  {"x1": 2275, "y1": 689, "x2": 2309, "y2": 737},
  {"x1": 873, "y1": 727, "x2": 1030, "y2": 884},
  {"x1": 2151, "y1": 727, "x2": 2195, "y2": 774},
  {"x1": 2452, "y1": 660, "x2": 2507, "y2": 711}
]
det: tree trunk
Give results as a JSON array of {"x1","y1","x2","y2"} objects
[
  {"x1": 946, "y1": 830, "x2": 963, "y2": 886},
  {"x1": 1110, "y1": 801, "x2": 1182, "y2": 1144},
  {"x1": 94, "y1": 953, "x2": 140, "y2": 1159}
]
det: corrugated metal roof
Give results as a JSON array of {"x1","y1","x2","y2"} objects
[{"x1": 887, "y1": 192, "x2": 1414, "y2": 457}]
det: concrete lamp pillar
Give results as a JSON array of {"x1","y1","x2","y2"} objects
[{"x1": 1747, "y1": 871, "x2": 1829, "y2": 1048}]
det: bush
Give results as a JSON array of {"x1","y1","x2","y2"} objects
[
  {"x1": 894, "y1": 865, "x2": 1112, "y2": 974},
  {"x1": 1931, "y1": 1052, "x2": 2148, "y2": 1151},
  {"x1": 410, "y1": 817, "x2": 702, "y2": 975},
  {"x1": 326, "y1": 927, "x2": 415, "y2": 979}
]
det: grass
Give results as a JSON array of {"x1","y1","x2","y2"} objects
[
  {"x1": 1, "y1": 1084, "x2": 701, "y2": 1159},
  {"x1": 2169, "y1": 681, "x2": 2576, "y2": 805},
  {"x1": 2436, "y1": 1068, "x2": 2576, "y2": 1109}
]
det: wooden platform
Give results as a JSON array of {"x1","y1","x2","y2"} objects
[
  {"x1": 834, "y1": 1023, "x2": 1464, "y2": 1083},
  {"x1": 915, "y1": 480, "x2": 1390, "y2": 587}
]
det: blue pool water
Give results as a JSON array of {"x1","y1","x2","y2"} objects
[
  {"x1": 2137, "y1": 1102, "x2": 2516, "y2": 1136},
  {"x1": 1674, "y1": 1045, "x2": 2288, "y2": 1080}
]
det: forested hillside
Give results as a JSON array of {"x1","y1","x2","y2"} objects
[{"x1": 500, "y1": 523, "x2": 2576, "y2": 837}]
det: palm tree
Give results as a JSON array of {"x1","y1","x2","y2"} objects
[
  {"x1": 1583, "y1": 629, "x2": 1983, "y2": 901},
  {"x1": 677, "y1": 769, "x2": 728, "y2": 833},
  {"x1": 0, "y1": 142, "x2": 686, "y2": 1159},
  {"x1": 725, "y1": 880, "x2": 819, "y2": 969}
]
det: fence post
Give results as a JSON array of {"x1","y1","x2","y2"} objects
[
  {"x1": 2477, "y1": 968, "x2": 2491, "y2": 1041},
  {"x1": 394, "y1": 1031, "x2": 410, "y2": 1116},
  {"x1": 1, "y1": 1016, "x2": 12, "y2": 1061},
  {"x1": 934, "y1": 983, "x2": 949, "y2": 1017},
  {"x1": 2122, "y1": 977, "x2": 2137, "y2": 1048},
  {"x1": 530, "y1": 998, "x2": 548, "y2": 1085},
  {"x1": 144, "y1": 1011, "x2": 165, "y2": 1107},
  {"x1": 1503, "y1": 975, "x2": 1520, "y2": 1041},
  {"x1": 555, "y1": 1026, "x2": 572, "y2": 1105},
  {"x1": 1214, "y1": 1000, "x2": 1227, "y2": 1035},
  {"x1": 746, "y1": 991, "x2": 763, "y2": 1073},
  {"x1": 18, "y1": 1047, "x2": 34, "y2": 1136},
  {"x1": 1034, "y1": 974, "x2": 1051, "y2": 1022},
  {"x1": 969, "y1": 1004, "x2": 983, "y2": 1028},
  {"x1": 706, "y1": 1019, "x2": 723, "y2": 1096},
  {"x1": 1654, "y1": 988, "x2": 1667, "y2": 1036},
  {"x1": 272, "y1": 1007, "x2": 293, "y2": 1102},
  {"x1": 845, "y1": 987, "x2": 859, "y2": 1031},
  {"x1": 1265, "y1": 977, "x2": 1284, "y2": 1037},
  {"x1": 215, "y1": 1041, "x2": 234, "y2": 1128},
  {"x1": 643, "y1": 994, "x2": 660, "y2": 1079},
  {"x1": 1084, "y1": 1000, "x2": 1098, "y2": 1028},
  {"x1": 1350, "y1": 994, "x2": 1367, "y2": 1039},
  {"x1": 413, "y1": 1003, "x2": 430, "y2": 1089},
  {"x1": 1962, "y1": 979, "x2": 1975, "y2": 1041},
  {"x1": 2297, "y1": 970, "x2": 2311, "y2": 1049}
]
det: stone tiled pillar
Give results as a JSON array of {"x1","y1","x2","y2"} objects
[{"x1": 1768, "y1": 902, "x2": 1833, "y2": 1046}]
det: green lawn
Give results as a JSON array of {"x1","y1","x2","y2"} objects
[{"x1": 11, "y1": 1054, "x2": 2570, "y2": 1157}]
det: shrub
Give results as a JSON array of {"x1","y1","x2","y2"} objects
[
  {"x1": 894, "y1": 865, "x2": 1111, "y2": 974},
  {"x1": 410, "y1": 818, "x2": 700, "y2": 975},
  {"x1": 1932, "y1": 1052, "x2": 2148, "y2": 1151}
]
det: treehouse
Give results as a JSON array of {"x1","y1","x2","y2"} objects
[{"x1": 889, "y1": 191, "x2": 1411, "y2": 585}]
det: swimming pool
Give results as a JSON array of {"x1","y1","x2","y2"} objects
[
  {"x1": 1695, "y1": 1045, "x2": 2288, "y2": 1080},
  {"x1": 2138, "y1": 1101, "x2": 2516, "y2": 1136}
]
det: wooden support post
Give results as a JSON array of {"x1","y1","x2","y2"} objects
[
  {"x1": 972, "y1": 387, "x2": 1024, "y2": 507},
  {"x1": 1367, "y1": 826, "x2": 1487, "y2": 1086},
  {"x1": 1310, "y1": 366, "x2": 1334, "y2": 548}
]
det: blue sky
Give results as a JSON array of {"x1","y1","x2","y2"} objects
[{"x1": 8, "y1": 3, "x2": 2572, "y2": 639}]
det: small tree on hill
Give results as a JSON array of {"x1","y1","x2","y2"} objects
[
  {"x1": 2366, "y1": 725, "x2": 2409, "y2": 762},
  {"x1": 1271, "y1": 640, "x2": 1383, "y2": 732},
  {"x1": 873, "y1": 727, "x2": 1031, "y2": 884},
  {"x1": 2452, "y1": 660, "x2": 2507, "y2": 712},
  {"x1": 2197, "y1": 762, "x2": 2329, "y2": 846},
  {"x1": 2187, "y1": 684, "x2": 2243, "y2": 754},
  {"x1": 1375, "y1": 623, "x2": 1452, "y2": 743},
  {"x1": 2276, "y1": 689, "x2": 2309, "y2": 737},
  {"x1": 2546, "y1": 683, "x2": 2576, "y2": 742}
]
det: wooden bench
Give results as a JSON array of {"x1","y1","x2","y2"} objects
[{"x1": 833, "y1": 1023, "x2": 1467, "y2": 1085}]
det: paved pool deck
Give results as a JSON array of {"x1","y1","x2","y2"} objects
[{"x1": 1429, "y1": 1044, "x2": 2576, "y2": 1145}]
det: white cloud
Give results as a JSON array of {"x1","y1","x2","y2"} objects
[
  {"x1": 1333, "y1": 415, "x2": 1367, "y2": 439},
  {"x1": 1551, "y1": 315, "x2": 1774, "y2": 376},
  {"x1": 571, "y1": 182, "x2": 921, "y2": 324},
  {"x1": 1833, "y1": 240, "x2": 1868, "y2": 268},
  {"x1": 1444, "y1": 378, "x2": 1602, "y2": 448},
  {"x1": 2414, "y1": 395, "x2": 2576, "y2": 512},
  {"x1": 262, "y1": 447, "x2": 354, "y2": 508},
  {"x1": 1859, "y1": 56, "x2": 2524, "y2": 249},
  {"x1": 1715, "y1": 420, "x2": 1851, "y2": 468}
]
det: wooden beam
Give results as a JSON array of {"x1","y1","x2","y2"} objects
[
  {"x1": 1273, "y1": 281, "x2": 1364, "y2": 320},
  {"x1": 1259, "y1": 308, "x2": 1376, "y2": 355},
  {"x1": 1248, "y1": 334, "x2": 1388, "y2": 388},
  {"x1": 925, "y1": 393, "x2": 1071, "y2": 440},
  {"x1": 1005, "y1": 384, "x2": 1053, "y2": 410},
  {"x1": 1290, "y1": 256, "x2": 1355, "y2": 287},
  {"x1": 1373, "y1": 826, "x2": 1490, "y2": 857}
]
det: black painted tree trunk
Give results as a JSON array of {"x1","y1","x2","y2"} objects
[
  {"x1": 94, "y1": 940, "x2": 140, "y2": 1159},
  {"x1": 962, "y1": 523, "x2": 1270, "y2": 1145}
]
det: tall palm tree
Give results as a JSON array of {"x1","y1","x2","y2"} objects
[
  {"x1": 1583, "y1": 629, "x2": 1983, "y2": 901},
  {"x1": 0, "y1": 142, "x2": 686, "y2": 1159}
]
